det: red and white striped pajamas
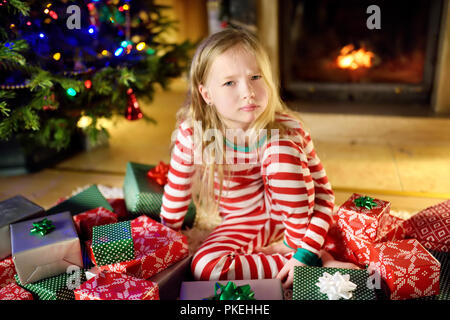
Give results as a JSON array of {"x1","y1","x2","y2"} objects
[{"x1": 160, "y1": 113, "x2": 335, "y2": 280}]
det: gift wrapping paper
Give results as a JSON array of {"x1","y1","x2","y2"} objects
[
  {"x1": 73, "y1": 207, "x2": 118, "y2": 241},
  {"x1": 292, "y1": 266, "x2": 377, "y2": 300},
  {"x1": 46, "y1": 184, "x2": 114, "y2": 216},
  {"x1": 337, "y1": 193, "x2": 392, "y2": 242},
  {"x1": 419, "y1": 250, "x2": 450, "y2": 300},
  {"x1": 148, "y1": 255, "x2": 192, "y2": 300},
  {"x1": 0, "y1": 282, "x2": 33, "y2": 300},
  {"x1": 371, "y1": 239, "x2": 440, "y2": 300},
  {"x1": 86, "y1": 215, "x2": 189, "y2": 279},
  {"x1": 15, "y1": 269, "x2": 86, "y2": 300},
  {"x1": 323, "y1": 223, "x2": 361, "y2": 266},
  {"x1": 74, "y1": 271, "x2": 159, "y2": 300},
  {"x1": 0, "y1": 195, "x2": 45, "y2": 260},
  {"x1": 123, "y1": 162, "x2": 196, "y2": 228},
  {"x1": 179, "y1": 278, "x2": 283, "y2": 300},
  {"x1": 0, "y1": 256, "x2": 16, "y2": 289},
  {"x1": 11, "y1": 211, "x2": 83, "y2": 285},
  {"x1": 91, "y1": 220, "x2": 135, "y2": 266},
  {"x1": 403, "y1": 199, "x2": 450, "y2": 252},
  {"x1": 107, "y1": 198, "x2": 130, "y2": 221}
]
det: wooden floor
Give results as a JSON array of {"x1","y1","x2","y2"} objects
[{"x1": 1, "y1": 78, "x2": 449, "y2": 219}]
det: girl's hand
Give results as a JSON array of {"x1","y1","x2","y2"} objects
[
  {"x1": 276, "y1": 257, "x2": 305, "y2": 289},
  {"x1": 254, "y1": 241, "x2": 295, "y2": 256}
]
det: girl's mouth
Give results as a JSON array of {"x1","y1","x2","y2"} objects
[{"x1": 240, "y1": 104, "x2": 258, "y2": 111}]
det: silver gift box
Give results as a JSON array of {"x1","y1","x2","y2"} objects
[
  {"x1": 179, "y1": 278, "x2": 284, "y2": 300},
  {"x1": 0, "y1": 195, "x2": 45, "y2": 260},
  {"x1": 11, "y1": 211, "x2": 83, "y2": 285}
]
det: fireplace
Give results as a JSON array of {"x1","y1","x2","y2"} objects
[{"x1": 279, "y1": 0, "x2": 445, "y2": 104}]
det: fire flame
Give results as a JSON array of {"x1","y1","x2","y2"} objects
[{"x1": 336, "y1": 44, "x2": 374, "y2": 70}]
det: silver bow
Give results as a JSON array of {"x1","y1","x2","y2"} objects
[{"x1": 315, "y1": 271, "x2": 357, "y2": 300}]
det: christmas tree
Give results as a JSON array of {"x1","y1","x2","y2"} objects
[{"x1": 0, "y1": 0, "x2": 192, "y2": 153}]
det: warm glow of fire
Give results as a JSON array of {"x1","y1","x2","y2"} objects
[{"x1": 336, "y1": 44, "x2": 374, "y2": 70}]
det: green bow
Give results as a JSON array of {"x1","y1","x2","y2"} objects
[
  {"x1": 353, "y1": 196, "x2": 378, "y2": 210},
  {"x1": 30, "y1": 218, "x2": 55, "y2": 236},
  {"x1": 205, "y1": 281, "x2": 256, "y2": 300}
]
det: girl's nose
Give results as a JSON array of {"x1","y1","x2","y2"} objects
[{"x1": 241, "y1": 80, "x2": 255, "y2": 100}]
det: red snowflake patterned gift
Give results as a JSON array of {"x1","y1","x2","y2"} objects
[
  {"x1": 73, "y1": 207, "x2": 118, "y2": 240},
  {"x1": 371, "y1": 239, "x2": 440, "y2": 300},
  {"x1": 85, "y1": 215, "x2": 188, "y2": 279},
  {"x1": 0, "y1": 283, "x2": 33, "y2": 300},
  {"x1": 131, "y1": 215, "x2": 189, "y2": 279},
  {"x1": 337, "y1": 193, "x2": 401, "y2": 242},
  {"x1": 0, "y1": 256, "x2": 16, "y2": 289},
  {"x1": 403, "y1": 200, "x2": 450, "y2": 252},
  {"x1": 74, "y1": 271, "x2": 159, "y2": 300}
]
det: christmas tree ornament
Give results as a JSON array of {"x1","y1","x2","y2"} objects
[{"x1": 125, "y1": 88, "x2": 143, "y2": 121}]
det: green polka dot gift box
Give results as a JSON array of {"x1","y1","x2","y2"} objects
[
  {"x1": 293, "y1": 266, "x2": 377, "y2": 300},
  {"x1": 123, "y1": 162, "x2": 196, "y2": 228},
  {"x1": 91, "y1": 221, "x2": 135, "y2": 266},
  {"x1": 15, "y1": 268, "x2": 86, "y2": 300}
]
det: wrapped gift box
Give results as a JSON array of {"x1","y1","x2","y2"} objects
[
  {"x1": 74, "y1": 271, "x2": 159, "y2": 300},
  {"x1": 91, "y1": 220, "x2": 135, "y2": 266},
  {"x1": 15, "y1": 268, "x2": 86, "y2": 300},
  {"x1": 0, "y1": 195, "x2": 45, "y2": 260},
  {"x1": 11, "y1": 211, "x2": 83, "y2": 285},
  {"x1": 323, "y1": 223, "x2": 361, "y2": 265},
  {"x1": 371, "y1": 239, "x2": 440, "y2": 300},
  {"x1": 107, "y1": 198, "x2": 130, "y2": 221},
  {"x1": 0, "y1": 282, "x2": 33, "y2": 300},
  {"x1": 419, "y1": 250, "x2": 450, "y2": 300},
  {"x1": 293, "y1": 266, "x2": 377, "y2": 300},
  {"x1": 148, "y1": 255, "x2": 192, "y2": 300},
  {"x1": 403, "y1": 200, "x2": 450, "y2": 252},
  {"x1": 46, "y1": 184, "x2": 113, "y2": 216},
  {"x1": 179, "y1": 278, "x2": 283, "y2": 300},
  {"x1": 73, "y1": 207, "x2": 118, "y2": 241},
  {"x1": 337, "y1": 193, "x2": 393, "y2": 242},
  {"x1": 123, "y1": 162, "x2": 196, "y2": 228},
  {"x1": 86, "y1": 215, "x2": 189, "y2": 279},
  {"x1": 0, "y1": 256, "x2": 16, "y2": 289}
]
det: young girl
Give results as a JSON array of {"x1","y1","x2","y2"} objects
[{"x1": 160, "y1": 27, "x2": 358, "y2": 289}]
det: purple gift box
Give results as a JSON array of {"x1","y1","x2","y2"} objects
[
  {"x1": 0, "y1": 195, "x2": 45, "y2": 260},
  {"x1": 11, "y1": 211, "x2": 83, "y2": 285},
  {"x1": 179, "y1": 278, "x2": 284, "y2": 300}
]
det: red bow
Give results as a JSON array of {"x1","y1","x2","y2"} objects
[{"x1": 147, "y1": 161, "x2": 170, "y2": 186}]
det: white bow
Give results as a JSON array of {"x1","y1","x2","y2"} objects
[{"x1": 315, "y1": 271, "x2": 357, "y2": 300}]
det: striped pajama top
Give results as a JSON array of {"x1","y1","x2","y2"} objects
[{"x1": 160, "y1": 112, "x2": 335, "y2": 256}]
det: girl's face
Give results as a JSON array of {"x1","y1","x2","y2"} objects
[{"x1": 198, "y1": 45, "x2": 269, "y2": 131}]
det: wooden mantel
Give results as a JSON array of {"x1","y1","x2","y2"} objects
[{"x1": 257, "y1": 0, "x2": 450, "y2": 115}]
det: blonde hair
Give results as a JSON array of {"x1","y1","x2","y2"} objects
[{"x1": 174, "y1": 27, "x2": 304, "y2": 214}]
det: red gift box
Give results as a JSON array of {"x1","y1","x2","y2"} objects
[
  {"x1": 323, "y1": 224, "x2": 361, "y2": 266},
  {"x1": 337, "y1": 193, "x2": 392, "y2": 242},
  {"x1": 0, "y1": 256, "x2": 16, "y2": 289},
  {"x1": 403, "y1": 200, "x2": 450, "y2": 252},
  {"x1": 107, "y1": 198, "x2": 130, "y2": 221},
  {"x1": 73, "y1": 207, "x2": 118, "y2": 240},
  {"x1": 86, "y1": 215, "x2": 189, "y2": 279},
  {"x1": 371, "y1": 239, "x2": 440, "y2": 300},
  {"x1": 74, "y1": 271, "x2": 159, "y2": 300},
  {"x1": 0, "y1": 283, "x2": 33, "y2": 300}
]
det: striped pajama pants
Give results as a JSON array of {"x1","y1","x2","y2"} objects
[{"x1": 191, "y1": 210, "x2": 295, "y2": 281}]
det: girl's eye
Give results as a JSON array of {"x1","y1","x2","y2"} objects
[
  {"x1": 223, "y1": 81, "x2": 234, "y2": 87},
  {"x1": 251, "y1": 75, "x2": 262, "y2": 80}
]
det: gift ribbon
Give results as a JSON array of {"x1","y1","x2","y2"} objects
[
  {"x1": 205, "y1": 281, "x2": 256, "y2": 300},
  {"x1": 147, "y1": 161, "x2": 169, "y2": 186},
  {"x1": 315, "y1": 271, "x2": 357, "y2": 300},
  {"x1": 353, "y1": 196, "x2": 378, "y2": 210},
  {"x1": 30, "y1": 218, "x2": 55, "y2": 236}
]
